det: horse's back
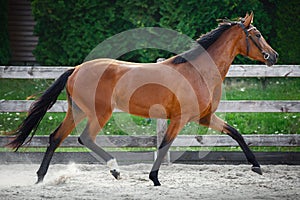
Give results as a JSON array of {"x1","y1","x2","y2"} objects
[{"x1": 66, "y1": 58, "x2": 213, "y2": 121}]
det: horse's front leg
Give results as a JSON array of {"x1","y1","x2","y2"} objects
[
  {"x1": 149, "y1": 118, "x2": 186, "y2": 186},
  {"x1": 198, "y1": 114, "x2": 262, "y2": 175}
]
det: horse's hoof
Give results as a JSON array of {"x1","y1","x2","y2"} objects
[
  {"x1": 251, "y1": 166, "x2": 263, "y2": 175},
  {"x1": 35, "y1": 181, "x2": 41, "y2": 184},
  {"x1": 153, "y1": 181, "x2": 161, "y2": 186},
  {"x1": 35, "y1": 177, "x2": 44, "y2": 184},
  {"x1": 110, "y1": 169, "x2": 121, "y2": 180},
  {"x1": 149, "y1": 170, "x2": 161, "y2": 186}
]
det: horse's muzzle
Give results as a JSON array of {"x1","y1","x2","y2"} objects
[{"x1": 265, "y1": 51, "x2": 279, "y2": 66}]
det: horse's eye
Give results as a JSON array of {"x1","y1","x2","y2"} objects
[{"x1": 256, "y1": 33, "x2": 261, "y2": 38}]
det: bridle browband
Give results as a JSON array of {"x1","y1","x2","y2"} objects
[{"x1": 238, "y1": 22, "x2": 270, "y2": 60}]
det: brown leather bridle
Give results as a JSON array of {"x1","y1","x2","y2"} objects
[{"x1": 238, "y1": 22, "x2": 270, "y2": 60}]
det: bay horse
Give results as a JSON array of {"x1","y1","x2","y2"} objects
[{"x1": 7, "y1": 13, "x2": 278, "y2": 186}]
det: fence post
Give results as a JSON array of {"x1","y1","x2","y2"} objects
[
  {"x1": 156, "y1": 119, "x2": 170, "y2": 163},
  {"x1": 155, "y1": 58, "x2": 170, "y2": 164}
]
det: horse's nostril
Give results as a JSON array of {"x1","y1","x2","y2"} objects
[{"x1": 263, "y1": 52, "x2": 270, "y2": 60}]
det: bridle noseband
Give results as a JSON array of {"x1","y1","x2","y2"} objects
[{"x1": 238, "y1": 22, "x2": 270, "y2": 60}]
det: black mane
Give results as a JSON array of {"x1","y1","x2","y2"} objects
[{"x1": 172, "y1": 22, "x2": 237, "y2": 64}]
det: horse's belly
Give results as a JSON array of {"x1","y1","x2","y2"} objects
[{"x1": 113, "y1": 83, "x2": 200, "y2": 119}]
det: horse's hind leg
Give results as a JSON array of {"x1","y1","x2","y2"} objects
[
  {"x1": 36, "y1": 104, "x2": 85, "y2": 183},
  {"x1": 78, "y1": 113, "x2": 120, "y2": 179},
  {"x1": 199, "y1": 114, "x2": 262, "y2": 175}
]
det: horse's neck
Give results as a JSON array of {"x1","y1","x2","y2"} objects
[
  {"x1": 206, "y1": 31, "x2": 241, "y2": 79},
  {"x1": 186, "y1": 34, "x2": 239, "y2": 90}
]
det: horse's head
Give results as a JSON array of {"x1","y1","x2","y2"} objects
[{"x1": 238, "y1": 12, "x2": 278, "y2": 66}]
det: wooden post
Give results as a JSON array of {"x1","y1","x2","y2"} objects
[
  {"x1": 156, "y1": 119, "x2": 170, "y2": 164},
  {"x1": 155, "y1": 58, "x2": 170, "y2": 164},
  {"x1": 156, "y1": 119, "x2": 168, "y2": 148}
]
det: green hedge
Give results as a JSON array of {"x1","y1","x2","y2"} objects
[
  {"x1": 272, "y1": 0, "x2": 300, "y2": 64},
  {"x1": 0, "y1": 0, "x2": 10, "y2": 65},
  {"x1": 30, "y1": 0, "x2": 297, "y2": 65}
]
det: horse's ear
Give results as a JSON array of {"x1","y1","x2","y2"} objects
[
  {"x1": 245, "y1": 12, "x2": 250, "y2": 19},
  {"x1": 243, "y1": 12, "x2": 254, "y2": 27}
]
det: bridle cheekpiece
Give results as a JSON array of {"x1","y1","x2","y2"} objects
[{"x1": 238, "y1": 22, "x2": 270, "y2": 60}]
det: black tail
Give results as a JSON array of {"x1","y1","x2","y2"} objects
[{"x1": 6, "y1": 68, "x2": 75, "y2": 151}]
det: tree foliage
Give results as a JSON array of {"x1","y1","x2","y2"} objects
[
  {"x1": 271, "y1": 0, "x2": 300, "y2": 64},
  {"x1": 26, "y1": 0, "x2": 299, "y2": 65}
]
